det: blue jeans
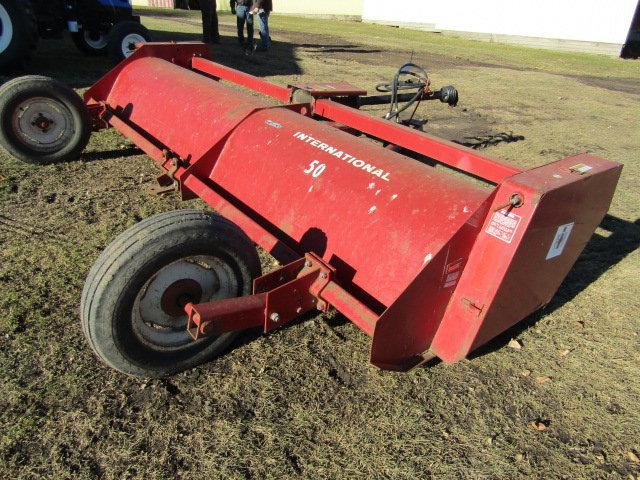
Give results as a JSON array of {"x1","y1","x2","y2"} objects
[
  {"x1": 236, "y1": 5, "x2": 254, "y2": 46},
  {"x1": 258, "y1": 11, "x2": 270, "y2": 49}
]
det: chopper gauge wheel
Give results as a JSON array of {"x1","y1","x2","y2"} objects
[
  {"x1": 0, "y1": 75, "x2": 91, "y2": 164},
  {"x1": 80, "y1": 210, "x2": 261, "y2": 378}
]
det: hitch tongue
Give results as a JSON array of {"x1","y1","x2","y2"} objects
[{"x1": 185, "y1": 294, "x2": 268, "y2": 340}]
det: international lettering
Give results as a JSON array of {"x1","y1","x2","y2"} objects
[{"x1": 292, "y1": 132, "x2": 391, "y2": 181}]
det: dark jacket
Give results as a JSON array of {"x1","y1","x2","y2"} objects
[{"x1": 253, "y1": 0, "x2": 272, "y2": 11}]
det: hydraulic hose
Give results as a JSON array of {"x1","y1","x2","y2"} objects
[{"x1": 375, "y1": 63, "x2": 429, "y2": 122}]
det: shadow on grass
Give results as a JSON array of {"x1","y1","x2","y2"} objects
[
  {"x1": 134, "y1": 7, "x2": 200, "y2": 20},
  {"x1": 0, "y1": 37, "x2": 117, "y2": 89},
  {"x1": 81, "y1": 146, "x2": 144, "y2": 162},
  {"x1": 147, "y1": 29, "x2": 303, "y2": 77},
  {"x1": 297, "y1": 43, "x2": 383, "y2": 54},
  {"x1": 1, "y1": 27, "x2": 302, "y2": 90},
  {"x1": 224, "y1": 310, "x2": 320, "y2": 358}
]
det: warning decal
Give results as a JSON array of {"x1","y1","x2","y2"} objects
[
  {"x1": 485, "y1": 209, "x2": 522, "y2": 244},
  {"x1": 546, "y1": 222, "x2": 575, "y2": 260},
  {"x1": 442, "y1": 258, "x2": 466, "y2": 289}
]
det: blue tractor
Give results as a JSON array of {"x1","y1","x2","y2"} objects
[{"x1": 0, "y1": 0, "x2": 152, "y2": 68}]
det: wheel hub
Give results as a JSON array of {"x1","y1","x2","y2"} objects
[
  {"x1": 132, "y1": 256, "x2": 238, "y2": 350},
  {"x1": 83, "y1": 30, "x2": 108, "y2": 49},
  {"x1": 11, "y1": 97, "x2": 71, "y2": 153},
  {"x1": 122, "y1": 33, "x2": 146, "y2": 58},
  {"x1": 32, "y1": 114, "x2": 54, "y2": 133},
  {"x1": 160, "y1": 279, "x2": 203, "y2": 317}
]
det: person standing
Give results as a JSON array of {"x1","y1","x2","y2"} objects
[
  {"x1": 200, "y1": 0, "x2": 220, "y2": 44},
  {"x1": 251, "y1": 0, "x2": 273, "y2": 51},
  {"x1": 231, "y1": 0, "x2": 255, "y2": 53}
]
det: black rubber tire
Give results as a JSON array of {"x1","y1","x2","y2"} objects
[
  {"x1": 0, "y1": 75, "x2": 91, "y2": 164},
  {"x1": 108, "y1": 20, "x2": 151, "y2": 61},
  {"x1": 71, "y1": 29, "x2": 109, "y2": 56},
  {"x1": 0, "y1": 0, "x2": 39, "y2": 69},
  {"x1": 80, "y1": 210, "x2": 262, "y2": 378}
]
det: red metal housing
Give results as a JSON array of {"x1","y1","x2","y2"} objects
[{"x1": 83, "y1": 43, "x2": 622, "y2": 371}]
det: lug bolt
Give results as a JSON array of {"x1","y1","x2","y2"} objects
[
  {"x1": 270, "y1": 312, "x2": 280, "y2": 323},
  {"x1": 321, "y1": 272, "x2": 328, "y2": 279},
  {"x1": 305, "y1": 260, "x2": 312, "y2": 267}
]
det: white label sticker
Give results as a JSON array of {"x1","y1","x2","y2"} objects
[
  {"x1": 485, "y1": 209, "x2": 522, "y2": 244},
  {"x1": 546, "y1": 222, "x2": 574, "y2": 260},
  {"x1": 569, "y1": 163, "x2": 593, "y2": 175}
]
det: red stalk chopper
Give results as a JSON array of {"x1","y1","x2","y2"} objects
[{"x1": 0, "y1": 43, "x2": 621, "y2": 377}]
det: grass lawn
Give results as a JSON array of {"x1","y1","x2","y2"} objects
[{"x1": 0, "y1": 9, "x2": 639, "y2": 480}]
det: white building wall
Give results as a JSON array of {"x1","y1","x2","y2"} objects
[
  {"x1": 268, "y1": 0, "x2": 363, "y2": 17},
  {"x1": 362, "y1": 0, "x2": 637, "y2": 45}
]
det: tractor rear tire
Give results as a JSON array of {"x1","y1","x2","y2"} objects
[
  {"x1": 80, "y1": 210, "x2": 261, "y2": 378},
  {"x1": 0, "y1": 0, "x2": 39, "y2": 69},
  {"x1": 0, "y1": 75, "x2": 91, "y2": 164},
  {"x1": 71, "y1": 29, "x2": 109, "y2": 56},
  {"x1": 108, "y1": 20, "x2": 151, "y2": 61}
]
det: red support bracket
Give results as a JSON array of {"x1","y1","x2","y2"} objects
[
  {"x1": 257, "y1": 253, "x2": 334, "y2": 332},
  {"x1": 185, "y1": 253, "x2": 334, "y2": 339},
  {"x1": 191, "y1": 57, "x2": 293, "y2": 103},
  {"x1": 87, "y1": 103, "x2": 109, "y2": 131}
]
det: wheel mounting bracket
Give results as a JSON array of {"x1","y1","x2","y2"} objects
[{"x1": 185, "y1": 253, "x2": 334, "y2": 340}]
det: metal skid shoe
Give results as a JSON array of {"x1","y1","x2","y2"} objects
[{"x1": 186, "y1": 253, "x2": 334, "y2": 340}]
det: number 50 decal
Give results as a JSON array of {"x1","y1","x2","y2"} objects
[{"x1": 304, "y1": 160, "x2": 326, "y2": 178}]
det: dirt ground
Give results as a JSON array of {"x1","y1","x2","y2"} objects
[{"x1": 1, "y1": 9, "x2": 639, "y2": 480}]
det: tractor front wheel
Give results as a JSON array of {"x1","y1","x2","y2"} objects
[
  {"x1": 108, "y1": 21, "x2": 151, "y2": 61},
  {"x1": 80, "y1": 210, "x2": 262, "y2": 378},
  {"x1": 0, "y1": 75, "x2": 91, "y2": 164}
]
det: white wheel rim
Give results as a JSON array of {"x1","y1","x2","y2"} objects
[
  {"x1": 121, "y1": 33, "x2": 146, "y2": 58},
  {"x1": 11, "y1": 97, "x2": 73, "y2": 153},
  {"x1": 0, "y1": 4, "x2": 14, "y2": 55},
  {"x1": 83, "y1": 30, "x2": 107, "y2": 49},
  {"x1": 132, "y1": 255, "x2": 238, "y2": 350}
]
